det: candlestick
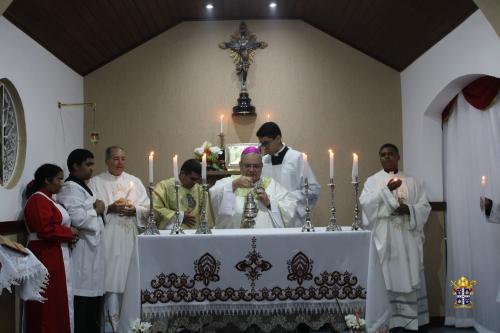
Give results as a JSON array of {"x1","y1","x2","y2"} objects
[
  {"x1": 352, "y1": 153, "x2": 358, "y2": 182},
  {"x1": 195, "y1": 183, "x2": 212, "y2": 234},
  {"x1": 173, "y1": 154, "x2": 179, "y2": 183},
  {"x1": 329, "y1": 149, "x2": 334, "y2": 179},
  {"x1": 143, "y1": 183, "x2": 160, "y2": 235},
  {"x1": 301, "y1": 178, "x2": 315, "y2": 232},
  {"x1": 202, "y1": 153, "x2": 207, "y2": 184},
  {"x1": 326, "y1": 178, "x2": 341, "y2": 231},
  {"x1": 148, "y1": 151, "x2": 154, "y2": 184},
  {"x1": 352, "y1": 176, "x2": 362, "y2": 230},
  {"x1": 170, "y1": 182, "x2": 184, "y2": 235}
]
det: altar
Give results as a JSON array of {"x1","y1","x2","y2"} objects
[{"x1": 120, "y1": 228, "x2": 390, "y2": 333}]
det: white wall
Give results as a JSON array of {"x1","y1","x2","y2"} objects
[
  {"x1": 0, "y1": 17, "x2": 83, "y2": 221},
  {"x1": 401, "y1": 10, "x2": 500, "y2": 200}
]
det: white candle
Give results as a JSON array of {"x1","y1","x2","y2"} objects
[
  {"x1": 148, "y1": 151, "x2": 154, "y2": 184},
  {"x1": 302, "y1": 153, "x2": 308, "y2": 181},
  {"x1": 125, "y1": 181, "x2": 134, "y2": 200},
  {"x1": 328, "y1": 149, "x2": 334, "y2": 179},
  {"x1": 202, "y1": 153, "x2": 207, "y2": 184},
  {"x1": 481, "y1": 175, "x2": 486, "y2": 197},
  {"x1": 173, "y1": 154, "x2": 179, "y2": 183},
  {"x1": 352, "y1": 153, "x2": 358, "y2": 182},
  {"x1": 220, "y1": 115, "x2": 224, "y2": 134}
]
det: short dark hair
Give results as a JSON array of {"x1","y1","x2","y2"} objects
[
  {"x1": 26, "y1": 163, "x2": 63, "y2": 198},
  {"x1": 181, "y1": 159, "x2": 201, "y2": 175},
  {"x1": 256, "y1": 122, "x2": 282, "y2": 139},
  {"x1": 67, "y1": 149, "x2": 94, "y2": 172},
  {"x1": 379, "y1": 143, "x2": 399, "y2": 156},
  {"x1": 105, "y1": 146, "x2": 124, "y2": 160}
]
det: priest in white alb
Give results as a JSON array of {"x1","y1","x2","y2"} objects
[
  {"x1": 89, "y1": 146, "x2": 149, "y2": 332},
  {"x1": 359, "y1": 143, "x2": 431, "y2": 331},
  {"x1": 256, "y1": 122, "x2": 320, "y2": 227},
  {"x1": 210, "y1": 146, "x2": 297, "y2": 229}
]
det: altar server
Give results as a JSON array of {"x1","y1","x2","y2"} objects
[
  {"x1": 256, "y1": 122, "x2": 320, "y2": 227},
  {"x1": 359, "y1": 143, "x2": 431, "y2": 331},
  {"x1": 210, "y1": 146, "x2": 296, "y2": 229},
  {"x1": 58, "y1": 149, "x2": 106, "y2": 333},
  {"x1": 89, "y1": 146, "x2": 149, "y2": 332}
]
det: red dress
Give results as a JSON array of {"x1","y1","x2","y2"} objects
[{"x1": 24, "y1": 190, "x2": 74, "y2": 333}]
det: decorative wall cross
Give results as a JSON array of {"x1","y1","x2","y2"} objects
[{"x1": 219, "y1": 22, "x2": 268, "y2": 115}]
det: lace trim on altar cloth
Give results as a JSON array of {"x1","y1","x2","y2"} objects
[
  {"x1": 0, "y1": 247, "x2": 49, "y2": 301},
  {"x1": 143, "y1": 302, "x2": 365, "y2": 333},
  {"x1": 146, "y1": 309, "x2": 352, "y2": 333}
]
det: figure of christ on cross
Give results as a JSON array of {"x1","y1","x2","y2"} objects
[{"x1": 219, "y1": 21, "x2": 268, "y2": 91}]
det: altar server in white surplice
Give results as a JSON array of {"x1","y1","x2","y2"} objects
[
  {"x1": 210, "y1": 146, "x2": 297, "y2": 229},
  {"x1": 89, "y1": 146, "x2": 149, "y2": 333},
  {"x1": 256, "y1": 122, "x2": 320, "y2": 227},
  {"x1": 359, "y1": 143, "x2": 431, "y2": 331},
  {"x1": 58, "y1": 149, "x2": 106, "y2": 333}
]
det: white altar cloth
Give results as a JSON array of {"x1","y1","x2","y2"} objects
[{"x1": 120, "y1": 228, "x2": 390, "y2": 333}]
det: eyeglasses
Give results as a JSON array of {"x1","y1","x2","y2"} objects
[{"x1": 241, "y1": 164, "x2": 263, "y2": 169}]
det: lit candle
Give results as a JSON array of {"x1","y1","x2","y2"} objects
[
  {"x1": 125, "y1": 181, "x2": 134, "y2": 200},
  {"x1": 220, "y1": 115, "x2": 224, "y2": 134},
  {"x1": 328, "y1": 149, "x2": 334, "y2": 180},
  {"x1": 148, "y1": 151, "x2": 154, "y2": 184},
  {"x1": 302, "y1": 153, "x2": 308, "y2": 181},
  {"x1": 202, "y1": 153, "x2": 207, "y2": 184},
  {"x1": 481, "y1": 175, "x2": 486, "y2": 197},
  {"x1": 352, "y1": 153, "x2": 358, "y2": 182},
  {"x1": 173, "y1": 154, "x2": 179, "y2": 183},
  {"x1": 267, "y1": 113, "x2": 270, "y2": 120}
]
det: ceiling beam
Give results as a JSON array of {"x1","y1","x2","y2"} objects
[{"x1": 0, "y1": 0, "x2": 13, "y2": 16}]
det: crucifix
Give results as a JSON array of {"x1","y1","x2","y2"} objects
[{"x1": 219, "y1": 21, "x2": 268, "y2": 116}]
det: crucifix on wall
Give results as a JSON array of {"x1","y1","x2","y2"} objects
[{"x1": 219, "y1": 21, "x2": 268, "y2": 116}]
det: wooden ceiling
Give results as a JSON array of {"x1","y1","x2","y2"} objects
[{"x1": 4, "y1": 0, "x2": 477, "y2": 75}]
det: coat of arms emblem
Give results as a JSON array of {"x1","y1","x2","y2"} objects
[{"x1": 451, "y1": 276, "x2": 477, "y2": 308}]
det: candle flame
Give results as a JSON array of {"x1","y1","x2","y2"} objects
[
  {"x1": 353, "y1": 153, "x2": 358, "y2": 160},
  {"x1": 328, "y1": 149, "x2": 333, "y2": 156},
  {"x1": 267, "y1": 113, "x2": 270, "y2": 119},
  {"x1": 481, "y1": 176, "x2": 486, "y2": 187},
  {"x1": 220, "y1": 115, "x2": 224, "y2": 120},
  {"x1": 149, "y1": 151, "x2": 154, "y2": 158},
  {"x1": 302, "y1": 153, "x2": 308, "y2": 161}
]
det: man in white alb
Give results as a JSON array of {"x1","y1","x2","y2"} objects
[
  {"x1": 210, "y1": 146, "x2": 296, "y2": 229},
  {"x1": 89, "y1": 146, "x2": 149, "y2": 332},
  {"x1": 256, "y1": 122, "x2": 320, "y2": 227},
  {"x1": 359, "y1": 143, "x2": 431, "y2": 331}
]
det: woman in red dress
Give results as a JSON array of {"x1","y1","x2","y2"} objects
[{"x1": 24, "y1": 164, "x2": 79, "y2": 333}]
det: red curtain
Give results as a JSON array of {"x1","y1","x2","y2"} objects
[{"x1": 442, "y1": 75, "x2": 500, "y2": 122}]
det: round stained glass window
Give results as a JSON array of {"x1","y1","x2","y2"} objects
[{"x1": 0, "y1": 78, "x2": 26, "y2": 189}]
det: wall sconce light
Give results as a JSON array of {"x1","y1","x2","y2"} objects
[{"x1": 58, "y1": 101, "x2": 99, "y2": 145}]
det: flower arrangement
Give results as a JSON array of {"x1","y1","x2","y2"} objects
[
  {"x1": 194, "y1": 141, "x2": 224, "y2": 170},
  {"x1": 345, "y1": 312, "x2": 366, "y2": 333},
  {"x1": 130, "y1": 319, "x2": 152, "y2": 333}
]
